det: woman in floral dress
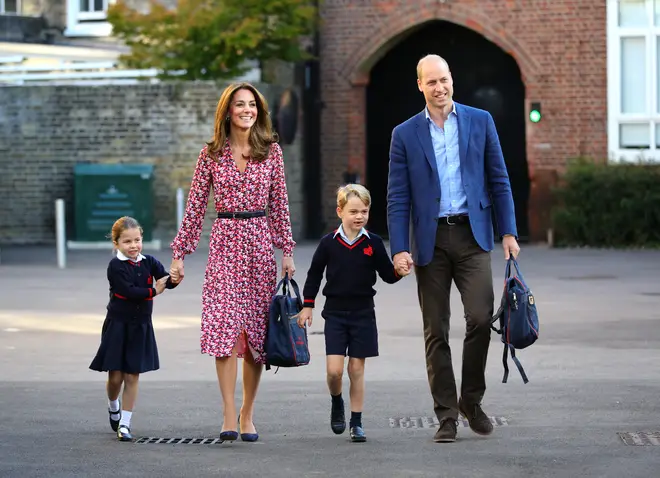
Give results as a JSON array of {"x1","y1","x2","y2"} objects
[{"x1": 169, "y1": 83, "x2": 296, "y2": 442}]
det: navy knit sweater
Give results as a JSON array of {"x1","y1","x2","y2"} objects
[
  {"x1": 106, "y1": 255, "x2": 178, "y2": 323},
  {"x1": 302, "y1": 230, "x2": 401, "y2": 311}
]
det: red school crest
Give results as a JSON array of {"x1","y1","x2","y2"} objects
[{"x1": 363, "y1": 245, "x2": 373, "y2": 256}]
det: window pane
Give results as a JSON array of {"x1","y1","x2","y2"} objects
[
  {"x1": 621, "y1": 37, "x2": 646, "y2": 114},
  {"x1": 93, "y1": 0, "x2": 103, "y2": 11},
  {"x1": 620, "y1": 124, "x2": 650, "y2": 148},
  {"x1": 656, "y1": 123, "x2": 660, "y2": 147},
  {"x1": 620, "y1": 0, "x2": 649, "y2": 27},
  {"x1": 4, "y1": 0, "x2": 17, "y2": 13},
  {"x1": 79, "y1": 0, "x2": 88, "y2": 12}
]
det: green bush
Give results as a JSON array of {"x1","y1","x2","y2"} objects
[{"x1": 551, "y1": 159, "x2": 660, "y2": 248}]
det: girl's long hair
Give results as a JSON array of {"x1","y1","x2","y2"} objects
[{"x1": 206, "y1": 82, "x2": 278, "y2": 162}]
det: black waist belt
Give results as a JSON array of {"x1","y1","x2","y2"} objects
[
  {"x1": 438, "y1": 214, "x2": 469, "y2": 225},
  {"x1": 217, "y1": 210, "x2": 266, "y2": 219}
]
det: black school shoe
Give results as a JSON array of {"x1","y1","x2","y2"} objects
[
  {"x1": 108, "y1": 409, "x2": 120, "y2": 432},
  {"x1": 350, "y1": 426, "x2": 366, "y2": 442},
  {"x1": 117, "y1": 424, "x2": 133, "y2": 442},
  {"x1": 330, "y1": 399, "x2": 346, "y2": 435}
]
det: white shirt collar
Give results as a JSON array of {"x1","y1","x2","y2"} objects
[
  {"x1": 116, "y1": 251, "x2": 146, "y2": 262},
  {"x1": 425, "y1": 102, "x2": 457, "y2": 121},
  {"x1": 334, "y1": 224, "x2": 370, "y2": 244}
]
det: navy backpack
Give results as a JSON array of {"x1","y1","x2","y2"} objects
[
  {"x1": 490, "y1": 258, "x2": 539, "y2": 384},
  {"x1": 265, "y1": 274, "x2": 310, "y2": 371}
]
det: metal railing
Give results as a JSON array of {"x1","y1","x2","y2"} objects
[
  {"x1": 0, "y1": 58, "x2": 261, "y2": 86},
  {"x1": 0, "y1": 59, "x2": 189, "y2": 85},
  {"x1": 0, "y1": 55, "x2": 26, "y2": 63}
]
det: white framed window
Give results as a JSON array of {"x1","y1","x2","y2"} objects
[
  {"x1": 78, "y1": 0, "x2": 110, "y2": 20},
  {"x1": 1, "y1": 0, "x2": 20, "y2": 14},
  {"x1": 65, "y1": 0, "x2": 114, "y2": 37},
  {"x1": 607, "y1": 0, "x2": 660, "y2": 162}
]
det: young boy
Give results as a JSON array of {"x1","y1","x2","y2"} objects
[{"x1": 296, "y1": 184, "x2": 410, "y2": 442}]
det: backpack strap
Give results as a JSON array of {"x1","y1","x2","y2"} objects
[
  {"x1": 491, "y1": 288, "x2": 507, "y2": 334},
  {"x1": 264, "y1": 363, "x2": 281, "y2": 374},
  {"x1": 501, "y1": 345, "x2": 509, "y2": 383},
  {"x1": 502, "y1": 344, "x2": 529, "y2": 384}
]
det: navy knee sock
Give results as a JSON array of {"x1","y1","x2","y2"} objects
[
  {"x1": 350, "y1": 411, "x2": 362, "y2": 428},
  {"x1": 331, "y1": 393, "x2": 343, "y2": 407}
]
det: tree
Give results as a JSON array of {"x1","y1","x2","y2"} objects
[{"x1": 107, "y1": 0, "x2": 318, "y2": 80}]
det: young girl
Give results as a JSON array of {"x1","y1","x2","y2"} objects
[
  {"x1": 296, "y1": 184, "x2": 410, "y2": 442},
  {"x1": 89, "y1": 216, "x2": 178, "y2": 441}
]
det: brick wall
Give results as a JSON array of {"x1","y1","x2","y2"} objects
[
  {"x1": 319, "y1": 0, "x2": 607, "y2": 241},
  {"x1": 0, "y1": 81, "x2": 305, "y2": 245}
]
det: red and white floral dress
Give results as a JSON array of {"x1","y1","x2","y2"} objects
[{"x1": 170, "y1": 141, "x2": 295, "y2": 363}]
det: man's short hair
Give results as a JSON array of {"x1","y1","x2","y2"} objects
[{"x1": 417, "y1": 54, "x2": 450, "y2": 80}]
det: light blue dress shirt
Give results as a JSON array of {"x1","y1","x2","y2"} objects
[
  {"x1": 425, "y1": 105, "x2": 468, "y2": 217},
  {"x1": 334, "y1": 224, "x2": 370, "y2": 245}
]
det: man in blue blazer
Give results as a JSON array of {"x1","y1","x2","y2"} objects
[{"x1": 387, "y1": 54, "x2": 520, "y2": 443}]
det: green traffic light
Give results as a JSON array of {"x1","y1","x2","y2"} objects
[{"x1": 529, "y1": 110, "x2": 541, "y2": 123}]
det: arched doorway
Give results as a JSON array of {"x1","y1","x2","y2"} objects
[{"x1": 366, "y1": 20, "x2": 529, "y2": 240}]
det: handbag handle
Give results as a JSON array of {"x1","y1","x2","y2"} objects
[{"x1": 275, "y1": 273, "x2": 303, "y2": 310}]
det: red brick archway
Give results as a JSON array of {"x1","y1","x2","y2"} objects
[
  {"x1": 338, "y1": 2, "x2": 542, "y2": 186},
  {"x1": 341, "y1": 4, "x2": 540, "y2": 87}
]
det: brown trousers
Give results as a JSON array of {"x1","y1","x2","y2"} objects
[{"x1": 414, "y1": 221, "x2": 494, "y2": 421}]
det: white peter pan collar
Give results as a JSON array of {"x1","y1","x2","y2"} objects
[{"x1": 116, "y1": 251, "x2": 146, "y2": 262}]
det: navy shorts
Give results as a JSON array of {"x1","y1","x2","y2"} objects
[{"x1": 321, "y1": 309, "x2": 379, "y2": 358}]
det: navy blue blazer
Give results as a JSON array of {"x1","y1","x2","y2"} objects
[
  {"x1": 106, "y1": 255, "x2": 178, "y2": 322},
  {"x1": 387, "y1": 103, "x2": 517, "y2": 267}
]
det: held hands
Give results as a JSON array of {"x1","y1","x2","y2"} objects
[
  {"x1": 294, "y1": 307, "x2": 313, "y2": 328},
  {"x1": 502, "y1": 235, "x2": 521, "y2": 260},
  {"x1": 282, "y1": 256, "x2": 296, "y2": 278},
  {"x1": 393, "y1": 251, "x2": 414, "y2": 277},
  {"x1": 169, "y1": 259, "x2": 184, "y2": 284},
  {"x1": 155, "y1": 275, "x2": 169, "y2": 295}
]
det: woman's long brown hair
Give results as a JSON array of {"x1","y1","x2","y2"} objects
[{"x1": 206, "y1": 82, "x2": 278, "y2": 162}]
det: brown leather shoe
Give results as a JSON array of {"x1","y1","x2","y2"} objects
[
  {"x1": 458, "y1": 398, "x2": 493, "y2": 436},
  {"x1": 433, "y1": 417, "x2": 457, "y2": 443}
]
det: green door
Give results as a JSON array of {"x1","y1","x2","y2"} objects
[{"x1": 74, "y1": 164, "x2": 154, "y2": 242}]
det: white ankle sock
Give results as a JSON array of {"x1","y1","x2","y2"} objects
[
  {"x1": 109, "y1": 400, "x2": 120, "y2": 420},
  {"x1": 119, "y1": 410, "x2": 132, "y2": 428},
  {"x1": 108, "y1": 399, "x2": 120, "y2": 412}
]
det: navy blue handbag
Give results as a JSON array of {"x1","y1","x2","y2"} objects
[
  {"x1": 491, "y1": 258, "x2": 539, "y2": 384},
  {"x1": 265, "y1": 274, "x2": 310, "y2": 371}
]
